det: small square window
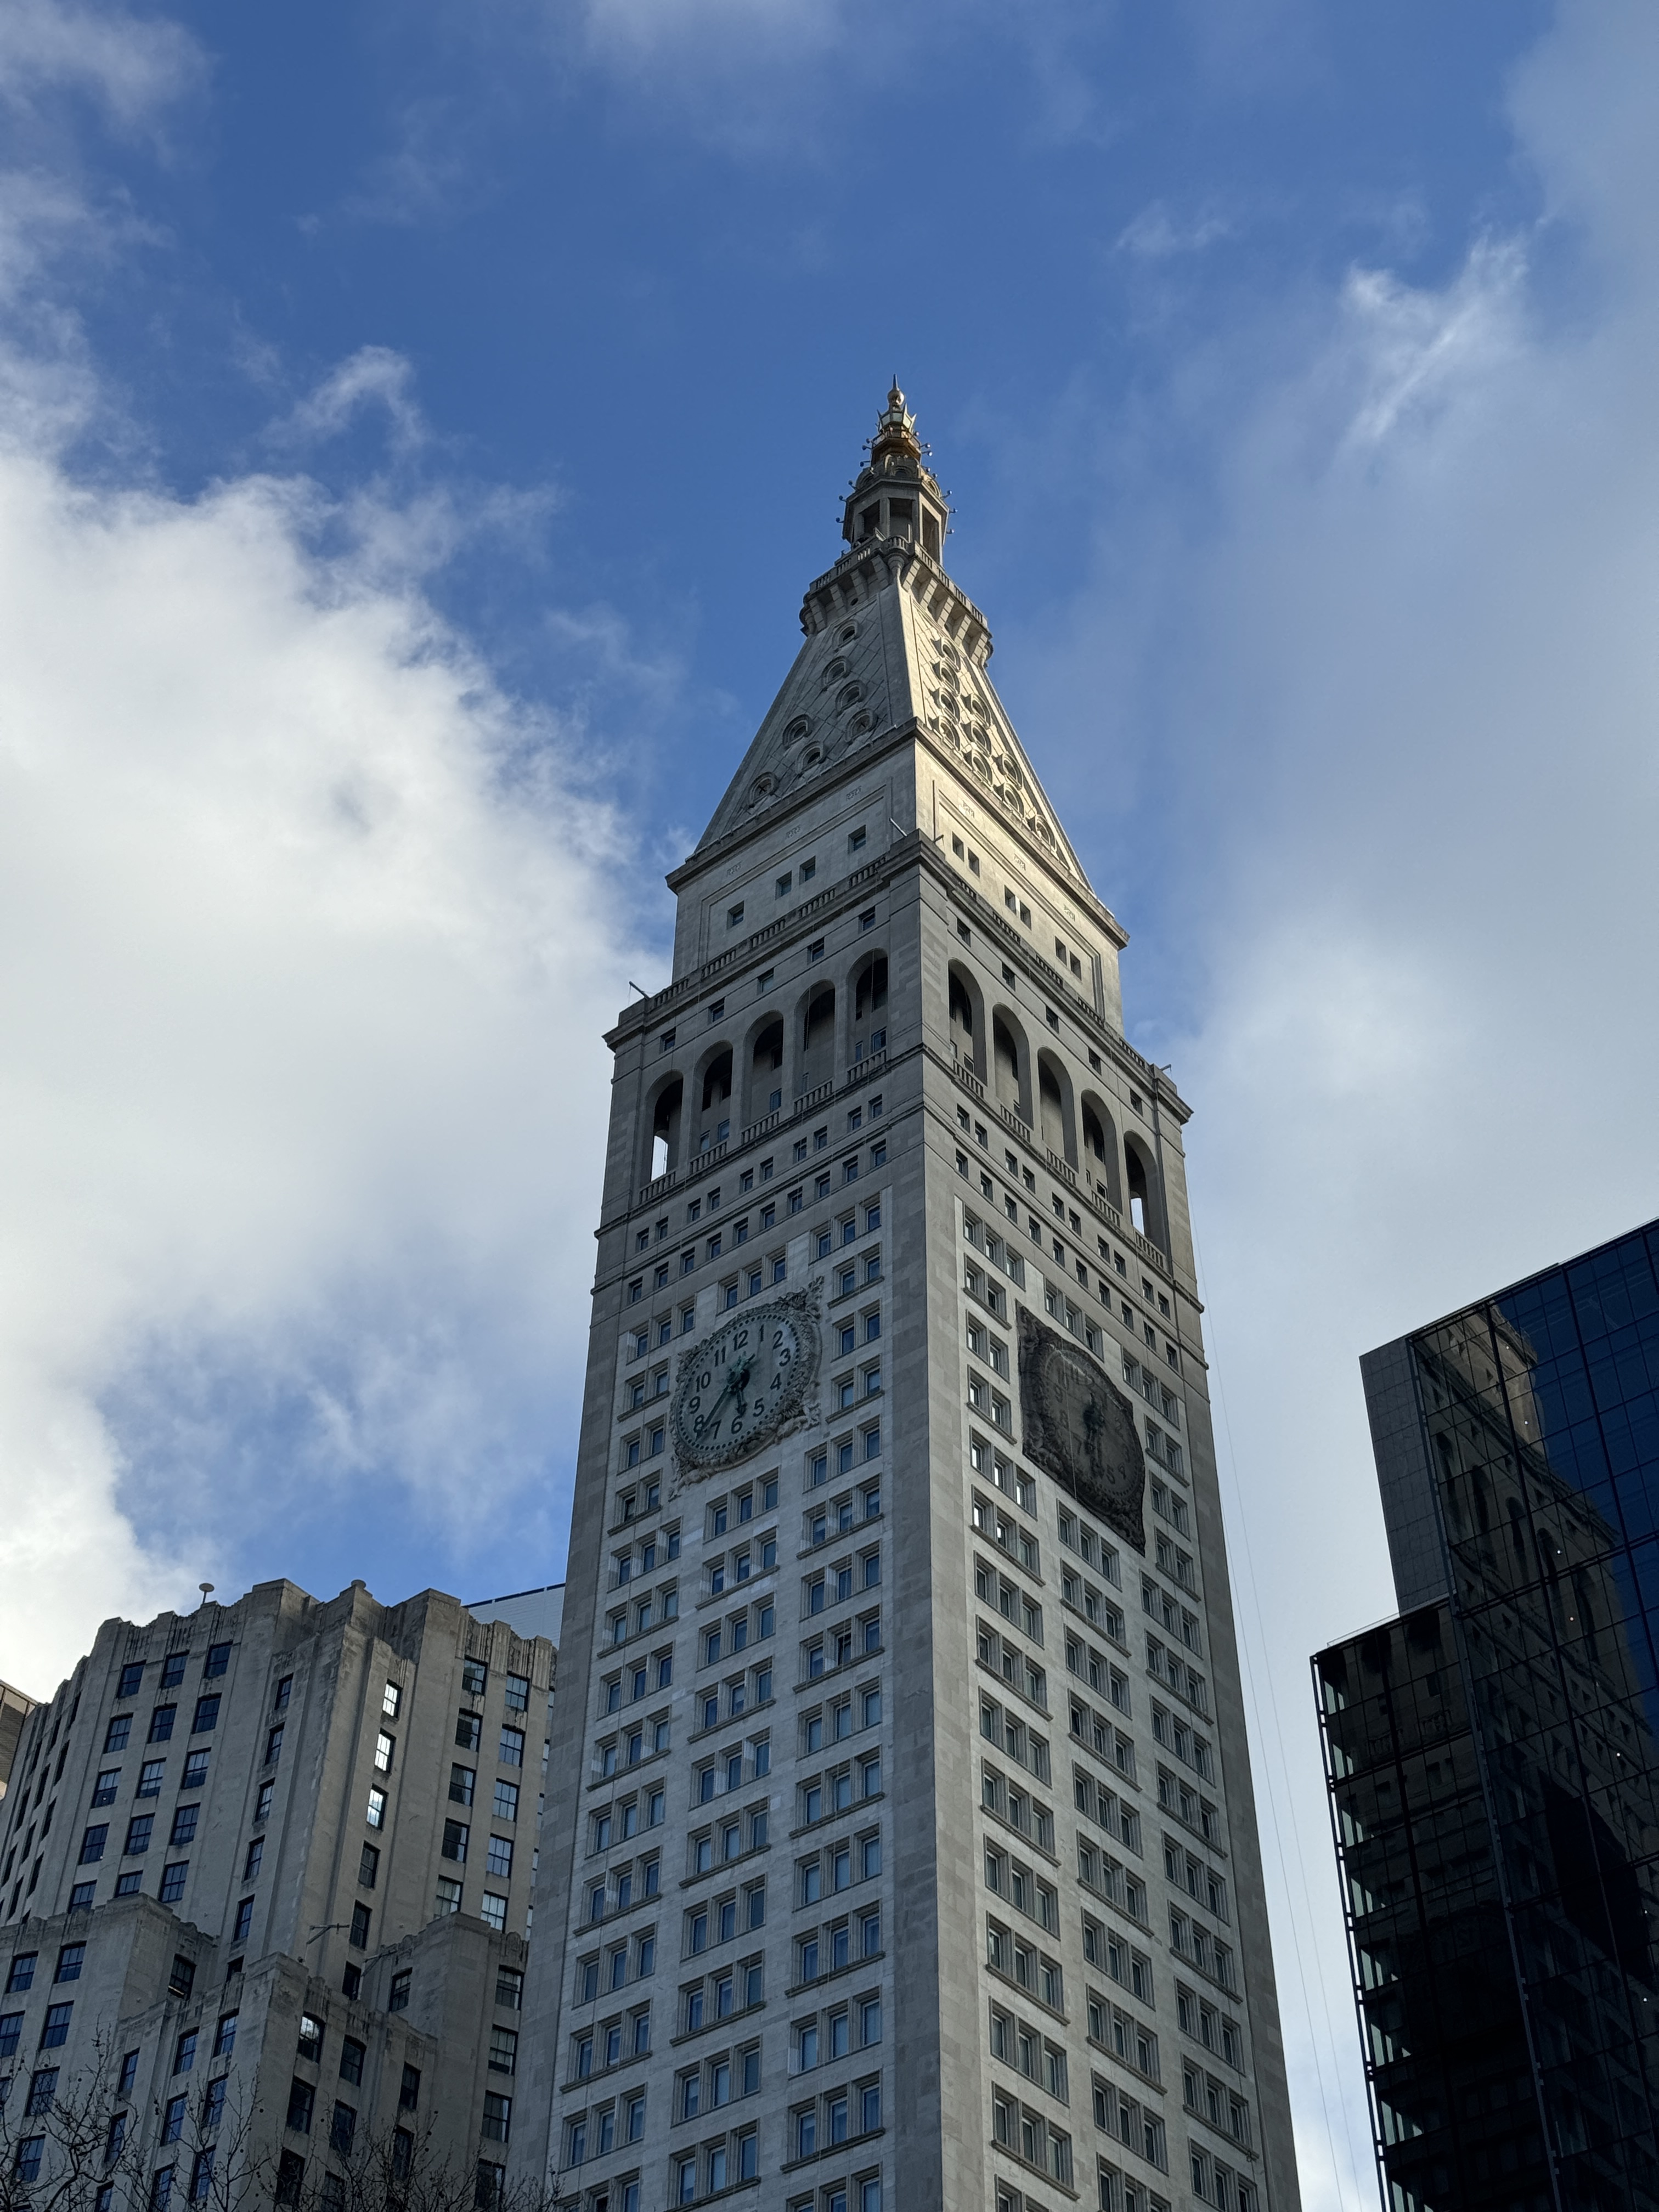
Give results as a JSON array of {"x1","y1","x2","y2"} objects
[
  {"x1": 849, "y1": 827, "x2": 866, "y2": 853},
  {"x1": 727, "y1": 903, "x2": 745, "y2": 929},
  {"x1": 809, "y1": 939, "x2": 826, "y2": 962}
]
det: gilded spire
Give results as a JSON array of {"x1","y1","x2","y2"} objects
[{"x1": 842, "y1": 382, "x2": 946, "y2": 558}]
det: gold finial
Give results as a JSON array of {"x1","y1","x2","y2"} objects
[{"x1": 871, "y1": 381, "x2": 919, "y2": 465}]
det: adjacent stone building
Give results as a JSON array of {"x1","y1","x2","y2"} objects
[
  {"x1": 517, "y1": 390, "x2": 1301, "y2": 2212},
  {"x1": 0, "y1": 1579, "x2": 554, "y2": 2209}
]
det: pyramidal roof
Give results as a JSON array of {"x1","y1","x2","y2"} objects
[{"x1": 692, "y1": 387, "x2": 1093, "y2": 895}]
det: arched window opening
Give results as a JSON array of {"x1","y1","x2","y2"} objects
[
  {"x1": 992, "y1": 1017, "x2": 1027, "y2": 1124},
  {"x1": 853, "y1": 958, "x2": 888, "y2": 1063},
  {"x1": 1125, "y1": 1136, "x2": 1164, "y2": 1252},
  {"x1": 749, "y1": 1019, "x2": 784, "y2": 1121},
  {"x1": 800, "y1": 988, "x2": 837, "y2": 1094},
  {"x1": 1081, "y1": 1098, "x2": 1121, "y2": 1211},
  {"x1": 949, "y1": 965, "x2": 986, "y2": 1080},
  {"x1": 1037, "y1": 1053, "x2": 1074, "y2": 1165},
  {"x1": 698, "y1": 1052, "x2": 732, "y2": 1152},
  {"x1": 650, "y1": 1077, "x2": 683, "y2": 1182}
]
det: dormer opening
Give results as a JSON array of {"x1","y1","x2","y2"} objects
[
  {"x1": 859, "y1": 505, "x2": 880, "y2": 541},
  {"x1": 923, "y1": 510, "x2": 941, "y2": 560},
  {"x1": 889, "y1": 499, "x2": 913, "y2": 541}
]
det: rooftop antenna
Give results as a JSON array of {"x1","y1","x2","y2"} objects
[{"x1": 198, "y1": 1582, "x2": 215, "y2": 1607}]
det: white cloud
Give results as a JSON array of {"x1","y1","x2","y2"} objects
[
  {"x1": 0, "y1": 0, "x2": 202, "y2": 134},
  {"x1": 1115, "y1": 199, "x2": 1236, "y2": 260},
  {"x1": 272, "y1": 345, "x2": 428, "y2": 455},
  {"x1": 0, "y1": 435, "x2": 650, "y2": 1697}
]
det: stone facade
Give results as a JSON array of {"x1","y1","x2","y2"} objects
[
  {"x1": 516, "y1": 388, "x2": 1301, "y2": 2212},
  {"x1": 0, "y1": 1580, "x2": 554, "y2": 2207}
]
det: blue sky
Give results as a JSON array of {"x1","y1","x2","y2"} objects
[{"x1": 5, "y1": 0, "x2": 1659, "y2": 2198}]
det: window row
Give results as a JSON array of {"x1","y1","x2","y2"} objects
[
  {"x1": 595, "y1": 1714, "x2": 672, "y2": 1778},
  {"x1": 969, "y1": 1434, "x2": 1036, "y2": 1516},
  {"x1": 671, "y1": 2124, "x2": 759, "y2": 2202},
  {"x1": 684, "y1": 1882, "x2": 766, "y2": 1956},
  {"x1": 586, "y1": 1855, "x2": 659, "y2": 1923},
  {"x1": 694, "y1": 1735, "x2": 771, "y2": 1802},
  {"x1": 687, "y1": 1803, "x2": 769, "y2": 1873},
  {"x1": 88, "y1": 1746, "x2": 212, "y2": 1806},
  {"x1": 798, "y1": 1830, "x2": 881, "y2": 1905},
  {"x1": 1093, "y1": 2080, "x2": 1165, "y2": 2171},
  {"x1": 1150, "y1": 1704, "x2": 1211, "y2": 1780},
  {"x1": 1148, "y1": 1477, "x2": 1186, "y2": 1535},
  {"x1": 611, "y1": 1524, "x2": 681, "y2": 1585},
  {"x1": 794, "y1": 1991, "x2": 881, "y2": 2073},
  {"x1": 1145, "y1": 1637, "x2": 1206, "y2": 1714},
  {"x1": 1077, "y1": 1838, "x2": 1149, "y2": 1926},
  {"x1": 1176, "y1": 1984, "x2": 1242, "y2": 2069},
  {"x1": 101, "y1": 1698, "x2": 222, "y2": 1753},
  {"x1": 803, "y1": 1610, "x2": 882, "y2": 1680},
  {"x1": 1182, "y1": 2064, "x2": 1251, "y2": 2147},
  {"x1": 1074, "y1": 1764, "x2": 1142, "y2": 1854},
  {"x1": 677, "y1": 2042, "x2": 761, "y2": 2120},
  {"x1": 985, "y1": 1918, "x2": 1064, "y2": 2015},
  {"x1": 799, "y1": 1756, "x2": 882, "y2": 1826},
  {"x1": 114, "y1": 1648, "x2": 231, "y2": 1700},
  {"x1": 681, "y1": 1957, "x2": 764, "y2": 2036},
  {"x1": 601, "y1": 1651, "x2": 674, "y2": 1716},
  {"x1": 1189, "y1": 2146, "x2": 1257, "y2": 2212},
  {"x1": 707, "y1": 1535, "x2": 778, "y2": 1599},
  {"x1": 990, "y1": 2000, "x2": 1069, "y2": 2102},
  {"x1": 1058, "y1": 1508, "x2": 1121, "y2": 1584},
  {"x1": 606, "y1": 1583, "x2": 680, "y2": 1649},
  {"x1": 803, "y1": 1682, "x2": 882, "y2": 1754},
  {"x1": 795, "y1": 1907, "x2": 882, "y2": 1987},
  {"x1": 563, "y1": 2095, "x2": 645, "y2": 2168},
  {"x1": 1084, "y1": 1916, "x2": 1154, "y2": 2004},
  {"x1": 575, "y1": 1931, "x2": 657, "y2": 2002},
  {"x1": 1086, "y1": 1990, "x2": 1159, "y2": 2084},
  {"x1": 792, "y1": 2076, "x2": 882, "y2": 2162},
  {"x1": 1069, "y1": 1697, "x2": 1136, "y2": 1782},
  {"x1": 979, "y1": 1696, "x2": 1051, "y2": 1782},
  {"x1": 979, "y1": 1626, "x2": 1047, "y2": 1711},
  {"x1": 1067, "y1": 1637, "x2": 1130, "y2": 1712},
  {"x1": 983, "y1": 1763, "x2": 1054, "y2": 1854},
  {"x1": 974, "y1": 1492, "x2": 1037, "y2": 1572},
  {"x1": 993, "y1": 2088, "x2": 1072, "y2": 2187},
  {"x1": 1169, "y1": 1909, "x2": 1235, "y2": 1991},
  {"x1": 701, "y1": 1601, "x2": 775, "y2": 1668},
  {"x1": 806, "y1": 1480, "x2": 882, "y2": 1549}
]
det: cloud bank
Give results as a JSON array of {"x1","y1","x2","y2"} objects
[{"x1": 0, "y1": 14, "x2": 648, "y2": 1694}]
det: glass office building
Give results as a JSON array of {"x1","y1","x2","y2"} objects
[{"x1": 1316, "y1": 1220, "x2": 1659, "y2": 2212}]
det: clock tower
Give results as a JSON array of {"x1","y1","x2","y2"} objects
[{"x1": 520, "y1": 390, "x2": 1303, "y2": 2212}]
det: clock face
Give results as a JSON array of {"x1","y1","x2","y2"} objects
[
  {"x1": 670, "y1": 1294, "x2": 821, "y2": 1476},
  {"x1": 1017, "y1": 1308, "x2": 1147, "y2": 1551}
]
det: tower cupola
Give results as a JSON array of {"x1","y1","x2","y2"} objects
[{"x1": 841, "y1": 382, "x2": 948, "y2": 562}]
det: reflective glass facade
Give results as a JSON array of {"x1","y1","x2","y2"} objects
[{"x1": 1317, "y1": 1220, "x2": 1659, "y2": 2212}]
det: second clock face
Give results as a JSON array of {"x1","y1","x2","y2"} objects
[{"x1": 670, "y1": 1298, "x2": 820, "y2": 1474}]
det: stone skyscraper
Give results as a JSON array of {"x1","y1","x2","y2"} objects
[{"x1": 521, "y1": 390, "x2": 1301, "y2": 2212}]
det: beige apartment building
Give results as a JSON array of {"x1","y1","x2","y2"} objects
[
  {"x1": 516, "y1": 390, "x2": 1301, "y2": 2212},
  {"x1": 0, "y1": 1579, "x2": 553, "y2": 2209}
]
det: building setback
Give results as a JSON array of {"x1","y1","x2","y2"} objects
[
  {"x1": 1, "y1": 1683, "x2": 35, "y2": 1808},
  {"x1": 516, "y1": 389, "x2": 1301, "y2": 2212},
  {"x1": 0, "y1": 1579, "x2": 554, "y2": 2208},
  {"x1": 1315, "y1": 1218, "x2": 1659, "y2": 2212}
]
